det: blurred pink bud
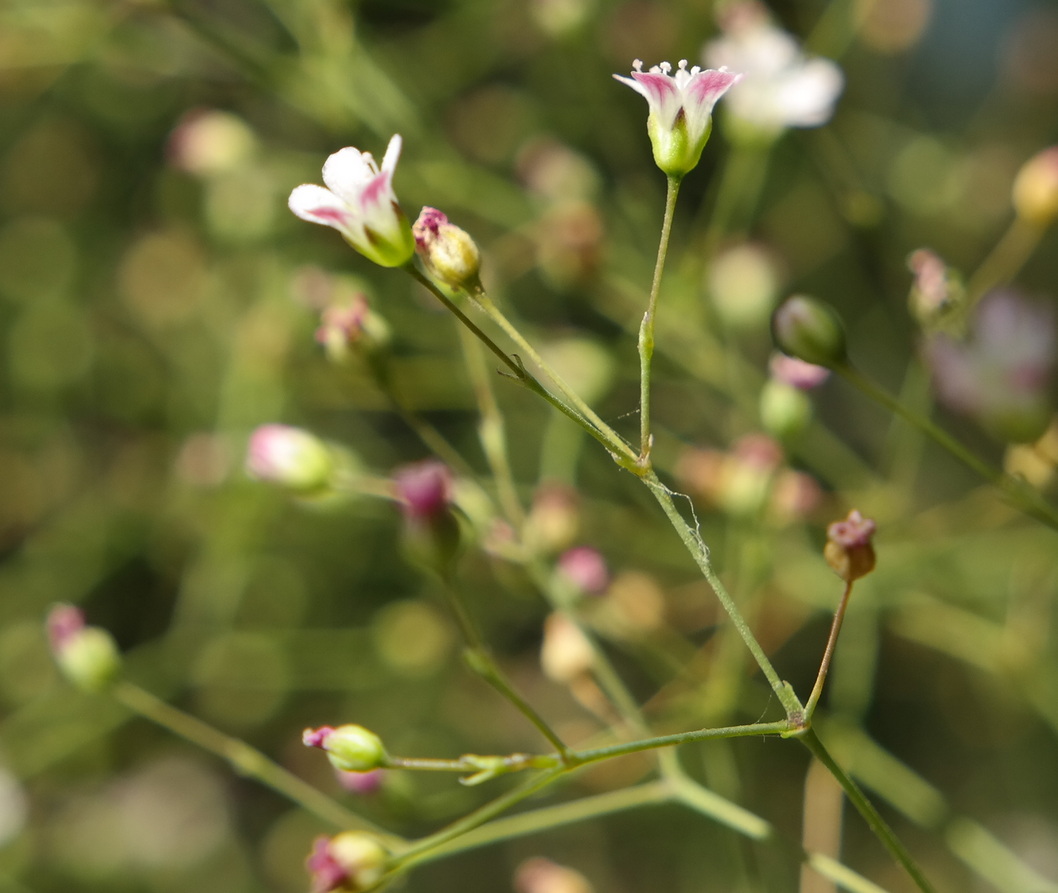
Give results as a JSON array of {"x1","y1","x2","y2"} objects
[
  {"x1": 394, "y1": 460, "x2": 452, "y2": 520},
  {"x1": 306, "y1": 833, "x2": 387, "y2": 893},
  {"x1": 515, "y1": 856, "x2": 595, "y2": 893},
  {"x1": 246, "y1": 424, "x2": 334, "y2": 493},
  {"x1": 557, "y1": 547, "x2": 610, "y2": 594},
  {"x1": 768, "y1": 351, "x2": 830, "y2": 389},
  {"x1": 46, "y1": 604, "x2": 122, "y2": 692},
  {"x1": 336, "y1": 768, "x2": 384, "y2": 795},
  {"x1": 167, "y1": 109, "x2": 256, "y2": 176}
]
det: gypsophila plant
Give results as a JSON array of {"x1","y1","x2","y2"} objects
[{"x1": 15, "y1": 2, "x2": 1058, "y2": 893}]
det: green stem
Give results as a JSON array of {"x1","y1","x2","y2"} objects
[
  {"x1": 467, "y1": 288, "x2": 638, "y2": 465},
  {"x1": 804, "y1": 580, "x2": 855, "y2": 720},
  {"x1": 572, "y1": 720, "x2": 791, "y2": 765},
  {"x1": 799, "y1": 728, "x2": 937, "y2": 893},
  {"x1": 111, "y1": 681, "x2": 377, "y2": 834},
  {"x1": 456, "y1": 323, "x2": 526, "y2": 528},
  {"x1": 643, "y1": 472, "x2": 804, "y2": 720},
  {"x1": 639, "y1": 176, "x2": 681, "y2": 460},
  {"x1": 424, "y1": 781, "x2": 671, "y2": 858},
  {"x1": 408, "y1": 268, "x2": 637, "y2": 467},
  {"x1": 836, "y1": 362, "x2": 1058, "y2": 531},
  {"x1": 388, "y1": 767, "x2": 565, "y2": 871},
  {"x1": 964, "y1": 216, "x2": 1044, "y2": 309},
  {"x1": 438, "y1": 574, "x2": 572, "y2": 759}
]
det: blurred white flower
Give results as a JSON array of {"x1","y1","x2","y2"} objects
[{"x1": 703, "y1": 2, "x2": 843, "y2": 135}]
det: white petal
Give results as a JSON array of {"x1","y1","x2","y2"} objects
[
  {"x1": 322, "y1": 148, "x2": 376, "y2": 205},
  {"x1": 381, "y1": 134, "x2": 403, "y2": 174},
  {"x1": 288, "y1": 184, "x2": 356, "y2": 230}
]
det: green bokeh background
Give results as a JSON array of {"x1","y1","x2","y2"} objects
[{"x1": 2, "y1": 0, "x2": 1058, "y2": 891}]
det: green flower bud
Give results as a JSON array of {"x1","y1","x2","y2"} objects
[
  {"x1": 760, "y1": 379, "x2": 812, "y2": 439},
  {"x1": 771, "y1": 295, "x2": 848, "y2": 368},
  {"x1": 413, "y1": 207, "x2": 482, "y2": 292},
  {"x1": 46, "y1": 604, "x2": 122, "y2": 693},
  {"x1": 303, "y1": 724, "x2": 389, "y2": 773}
]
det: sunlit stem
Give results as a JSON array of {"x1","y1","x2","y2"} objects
[
  {"x1": 799, "y1": 729, "x2": 938, "y2": 893},
  {"x1": 110, "y1": 681, "x2": 380, "y2": 835},
  {"x1": 638, "y1": 175, "x2": 681, "y2": 462},
  {"x1": 804, "y1": 580, "x2": 855, "y2": 720},
  {"x1": 464, "y1": 285, "x2": 638, "y2": 466},
  {"x1": 388, "y1": 767, "x2": 565, "y2": 871},
  {"x1": 456, "y1": 324, "x2": 526, "y2": 528},
  {"x1": 643, "y1": 471, "x2": 804, "y2": 720},
  {"x1": 835, "y1": 362, "x2": 1058, "y2": 531},
  {"x1": 408, "y1": 267, "x2": 638, "y2": 468}
]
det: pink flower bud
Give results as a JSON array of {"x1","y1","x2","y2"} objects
[
  {"x1": 303, "y1": 724, "x2": 388, "y2": 773},
  {"x1": 46, "y1": 604, "x2": 122, "y2": 693},
  {"x1": 306, "y1": 832, "x2": 388, "y2": 893},
  {"x1": 245, "y1": 424, "x2": 335, "y2": 493},
  {"x1": 412, "y1": 207, "x2": 482, "y2": 291},
  {"x1": 557, "y1": 547, "x2": 610, "y2": 595},
  {"x1": 823, "y1": 510, "x2": 877, "y2": 582}
]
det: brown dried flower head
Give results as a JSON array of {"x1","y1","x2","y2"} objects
[{"x1": 823, "y1": 509, "x2": 877, "y2": 582}]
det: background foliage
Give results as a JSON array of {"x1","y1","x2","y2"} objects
[{"x1": 2, "y1": 0, "x2": 1058, "y2": 891}]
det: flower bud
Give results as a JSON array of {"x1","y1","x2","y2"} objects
[
  {"x1": 394, "y1": 460, "x2": 462, "y2": 575},
  {"x1": 245, "y1": 425, "x2": 336, "y2": 495},
  {"x1": 556, "y1": 547, "x2": 610, "y2": 595},
  {"x1": 303, "y1": 724, "x2": 389, "y2": 773},
  {"x1": 306, "y1": 832, "x2": 388, "y2": 893},
  {"x1": 515, "y1": 857, "x2": 595, "y2": 893},
  {"x1": 771, "y1": 296, "x2": 848, "y2": 368},
  {"x1": 413, "y1": 207, "x2": 482, "y2": 292},
  {"x1": 823, "y1": 510, "x2": 877, "y2": 582},
  {"x1": 46, "y1": 604, "x2": 122, "y2": 693},
  {"x1": 315, "y1": 294, "x2": 392, "y2": 367},
  {"x1": 1012, "y1": 146, "x2": 1058, "y2": 228},
  {"x1": 760, "y1": 378, "x2": 811, "y2": 439}
]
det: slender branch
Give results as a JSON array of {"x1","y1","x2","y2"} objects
[
  {"x1": 798, "y1": 729, "x2": 937, "y2": 893},
  {"x1": 836, "y1": 362, "x2": 1058, "y2": 531},
  {"x1": 964, "y1": 216, "x2": 1043, "y2": 308},
  {"x1": 643, "y1": 472, "x2": 804, "y2": 719},
  {"x1": 437, "y1": 574, "x2": 572, "y2": 760},
  {"x1": 804, "y1": 580, "x2": 855, "y2": 719},
  {"x1": 466, "y1": 287, "x2": 638, "y2": 465},
  {"x1": 408, "y1": 268, "x2": 637, "y2": 466},
  {"x1": 638, "y1": 176, "x2": 681, "y2": 460},
  {"x1": 110, "y1": 681, "x2": 378, "y2": 835},
  {"x1": 456, "y1": 323, "x2": 526, "y2": 527}
]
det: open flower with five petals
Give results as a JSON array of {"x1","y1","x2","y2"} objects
[
  {"x1": 288, "y1": 135, "x2": 415, "y2": 268},
  {"x1": 613, "y1": 59, "x2": 741, "y2": 179}
]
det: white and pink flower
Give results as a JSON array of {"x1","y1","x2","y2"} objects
[
  {"x1": 613, "y1": 60, "x2": 741, "y2": 178},
  {"x1": 288, "y1": 135, "x2": 415, "y2": 268}
]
